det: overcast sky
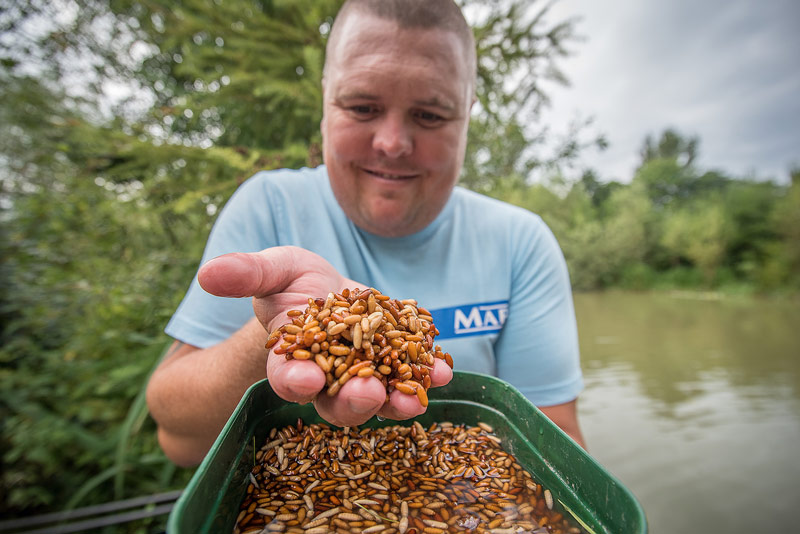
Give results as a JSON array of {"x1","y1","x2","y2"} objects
[{"x1": 538, "y1": 0, "x2": 800, "y2": 184}]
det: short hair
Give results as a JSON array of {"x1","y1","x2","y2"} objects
[{"x1": 324, "y1": 0, "x2": 477, "y2": 87}]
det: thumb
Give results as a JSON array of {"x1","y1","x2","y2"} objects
[{"x1": 197, "y1": 247, "x2": 305, "y2": 299}]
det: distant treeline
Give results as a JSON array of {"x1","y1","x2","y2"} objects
[
  {"x1": 1, "y1": 0, "x2": 797, "y2": 528},
  {"x1": 488, "y1": 130, "x2": 799, "y2": 293}
]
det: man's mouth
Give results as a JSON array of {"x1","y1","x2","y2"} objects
[{"x1": 364, "y1": 168, "x2": 418, "y2": 180}]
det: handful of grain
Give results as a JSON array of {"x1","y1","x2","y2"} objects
[{"x1": 265, "y1": 287, "x2": 453, "y2": 405}]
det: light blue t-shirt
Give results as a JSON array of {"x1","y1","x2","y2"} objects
[{"x1": 165, "y1": 165, "x2": 583, "y2": 406}]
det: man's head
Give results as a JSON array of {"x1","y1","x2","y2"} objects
[
  {"x1": 323, "y1": 0, "x2": 477, "y2": 94},
  {"x1": 320, "y1": 0, "x2": 477, "y2": 238}
]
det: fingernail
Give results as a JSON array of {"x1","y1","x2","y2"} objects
[{"x1": 348, "y1": 396, "x2": 382, "y2": 414}]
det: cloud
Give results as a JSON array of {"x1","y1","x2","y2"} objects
[{"x1": 541, "y1": 0, "x2": 800, "y2": 183}]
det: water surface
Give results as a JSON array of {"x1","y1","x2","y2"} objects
[{"x1": 573, "y1": 291, "x2": 800, "y2": 534}]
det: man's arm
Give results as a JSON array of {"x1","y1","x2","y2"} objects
[
  {"x1": 539, "y1": 399, "x2": 586, "y2": 449},
  {"x1": 147, "y1": 247, "x2": 453, "y2": 466},
  {"x1": 146, "y1": 318, "x2": 268, "y2": 466}
]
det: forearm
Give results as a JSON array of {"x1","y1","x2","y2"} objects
[
  {"x1": 539, "y1": 400, "x2": 586, "y2": 450},
  {"x1": 146, "y1": 317, "x2": 268, "y2": 466}
]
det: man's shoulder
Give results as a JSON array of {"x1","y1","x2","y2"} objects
[
  {"x1": 451, "y1": 186, "x2": 544, "y2": 225},
  {"x1": 243, "y1": 165, "x2": 327, "y2": 192}
]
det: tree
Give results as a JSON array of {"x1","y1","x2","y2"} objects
[
  {"x1": 459, "y1": 0, "x2": 607, "y2": 190},
  {"x1": 640, "y1": 127, "x2": 699, "y2": 168},
  {"x1": 762, "y1": 167, "x2": 800, "y2": 288},
  {"x1": 579, "y1": 169, "x2": 623, "y2": 211},
  {"x1": 660, "y1": 199, "x2": 729, "y2": 284},
  {"x1": 634, "y1": 157, "x2": 698, "y2": 207},
  {"x1": 552, "y1": 181, "x2": 653, "y2": 289},
  {"x1": 634, "y1": 129, "x2": 731, "y2": 208},
  {"x1": 722, "y1": 180, "x2": 782, "y2": 279}
]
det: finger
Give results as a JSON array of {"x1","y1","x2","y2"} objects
[
  {"x1": 376, "y1": 389, "x2": 427, "y2": 421},
  {"x1": 197, "y1": 247, "x2": 329, "y2": 299},
  {"x1": 267, "y1": 356, "x2": 326, "y2": 404},
  {"x1": 429, "y1": 358, "x2": 453, "y2": 388},
  {"x1": 313, "y1": 377, "x2": 387, "y2": 427},
  {"x1": 375, "y1": 360, "x2": 451, "y2": 421}
]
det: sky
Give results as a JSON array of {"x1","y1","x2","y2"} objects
[{"x1": 538, "y1": 0, "x2": 800, "y2": 184}]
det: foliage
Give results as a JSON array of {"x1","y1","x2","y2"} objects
[
  {"x1": 1, "y1": 0, "x2": 797, "y2": 528},
  {"x1": 659, "y1": 198, "x2": 729, "y2": 283},
  {"x1": 458, "y1": 0, "x2": 608, "y2": 191},
  {"x1": 0, "y1": 76, "x2": 197, "y2": 524},
  {"x1": 498, "y1": 131, "x2": 797, "y2": 292},
  {"x1": 640, "y1": 127, "x2": 699, "y2": 167},
  {"x1": 762, "y1": 168, "x2": 800, "y2": 289}
]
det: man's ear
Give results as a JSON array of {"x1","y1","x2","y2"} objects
[{"x1": 320, "y1": 77, "x2": 327, "y2": 132}]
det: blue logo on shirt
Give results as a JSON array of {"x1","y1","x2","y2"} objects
[{"x1": 429, "y1": 301, "x2": 508, "y2": 339}]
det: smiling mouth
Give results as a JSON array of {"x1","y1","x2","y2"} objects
[{"x1": 364, "y1": 168, "x2": 418, "y2": 180}]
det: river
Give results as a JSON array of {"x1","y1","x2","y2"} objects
[{"x1": 573, "y1": 290, "x2": 800, "y2": 534}]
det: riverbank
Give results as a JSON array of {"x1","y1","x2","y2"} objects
[{"x1": 574, "y1": 282, "x2": 800, "y2": 303}]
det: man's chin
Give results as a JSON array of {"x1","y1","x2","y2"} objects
[{"x1": 357, "y1": 210, "x2": 418, "y2": 238}]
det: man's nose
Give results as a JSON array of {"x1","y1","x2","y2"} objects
[{"x1": 372, "y1": 114, "x2": 413, "y2": 158}]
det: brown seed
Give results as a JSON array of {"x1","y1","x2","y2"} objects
[
  {"x1": 347, "y1": 360, "x2": 372, "y2": 375},
  {"x1": 353, "y1": 323, "x2": 363, "y2": 349},
  {"x1": 329, "y1": 344, "x2": 350, "y2": 356},
  {"x1": 338, "y1": 371, "x2": 352, "y2": 386},
  {"x1": 343, "y1": 314, "x2": 362, "y2": 326},
  {"x1": 477, "y1": 422, "x2": 494, "y2": 433},
  {"x1": 394, "y1": 382, "x2": 416, "y2": 395},
  {"x1": 314, "y1": 354, "x2": 332, "y2": 372},
  {"x1": 357, "y1": 367, "x2": 374, "y2": 378},
  {"x1": 334, "y1": 362, "x2": 349, "y2": 378},
  {"x1": 327, "y1": 323, "x2": 346, "y2": 336},
  {"x1": 326, "y1": 381, "x2": 342, "y2": 396},
  {"x1": 292, "y1": 349, "x2": 312, "y2": 360}
]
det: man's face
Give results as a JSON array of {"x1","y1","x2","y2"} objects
[{"x1": 321, "y1": 13, "x2": 474, "y2": 237}]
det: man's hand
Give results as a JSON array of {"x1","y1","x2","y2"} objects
[{"x1": 197, "y1": 246, "x2": 452, "y2": 427}]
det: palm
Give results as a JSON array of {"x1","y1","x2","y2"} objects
[{"x1": 197, "y1": 246, "x2": 452, "y2": 426}]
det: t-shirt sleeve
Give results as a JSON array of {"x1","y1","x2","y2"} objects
[
  {"x1": 495, "y1": 215, "x2": 584, "y2": 406},
  {"x1": 164, "y1": 175, "x2": 279, "y2": 348}
]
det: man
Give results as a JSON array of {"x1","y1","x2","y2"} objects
[{"x1": 146, "y1": 0, "x2": 585, "y2": 467}]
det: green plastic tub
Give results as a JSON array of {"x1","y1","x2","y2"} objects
[{"x1": 168, "y1": 371, "x2": 647, "y2": 533}]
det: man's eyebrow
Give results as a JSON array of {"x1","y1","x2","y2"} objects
[
  {"x1": 334, "y1": 92, "x2": 379, "y2": 102},
  {"x1": 413, "y1": 97, "x2": 456, "y2": 112},
  {"x1": 334, "y1": 93, "x2": 456, "y2": 112}
]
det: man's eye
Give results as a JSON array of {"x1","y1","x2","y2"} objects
[
  {"x1": 415, "y1": 110, "x2": 445, "y2": 125},
  {"x1": 350, "y1": 105, "x2": 376, "y2": 116}
]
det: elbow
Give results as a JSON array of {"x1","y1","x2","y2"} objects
[
  {"x1": 146, "y1": 370, "x2": 207, "y2": 467},
  {"x1": 156, "y1": 427, "x2": 207, "y2": 467}
]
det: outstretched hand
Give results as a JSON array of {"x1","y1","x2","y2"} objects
[{"x1": 197, "y1": 246, "x2": 452, "y2": 426}]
